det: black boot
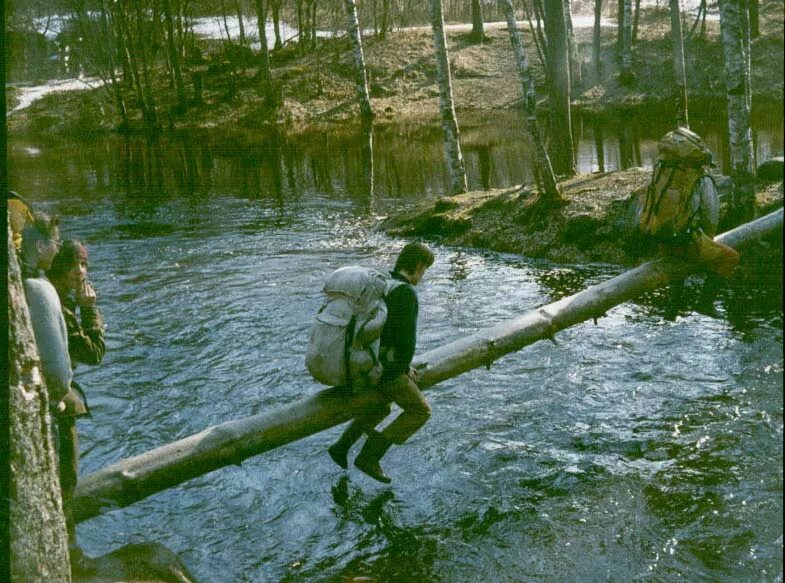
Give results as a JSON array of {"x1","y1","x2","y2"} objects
[
  {"x1": 328, "y1": 422, "x2": 365, "y2": 470},
  {"x1": 354, "y1": 431, "x2": 393, "y2": 484}
]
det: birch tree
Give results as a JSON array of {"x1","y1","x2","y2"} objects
[
  {"x1": 497, "y1": 0, "x2": 561, "y2": 202},
  {"x1": 345, "y1": 0, "x2": 374, "y2": 121},
  {"x1": 430, "y1": 0, "x2": 468, "y2": 195},
  {"x1": 719, "y1": 0, "x2": 755, "y2": 213},
  {"x1": 670, "y1": 0, "x2": 689, "y2": 128},
  {"x1": 564, "y1": 0, "x2": 581, "y2": 89},
  {"x1": 543, "y1": 0, "x2": 576, "y2": 177}
]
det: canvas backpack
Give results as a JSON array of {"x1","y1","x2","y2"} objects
[
  {"x1": 305, "y1": 265, "x2": 404, "y2": 393},
  {"x1": 638, "y1": 128, "x2": 714, "y2": 242}
]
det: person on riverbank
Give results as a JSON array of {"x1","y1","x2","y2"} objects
[
  {"x1": 21, "y1": 213, "x2": 73, "y2": 406},
  {"x1": 637, "y1": 127, "x2": 740, "y2": 317},
  {"x1": 20, "y1": 216, "x2": 96, "y2": 567},
  {"x1": 47, "y1": 240, "x2": 105, "y2": 556},
  {"x1": 327, "y1": 242, "x2": 435, "y2": 484}
]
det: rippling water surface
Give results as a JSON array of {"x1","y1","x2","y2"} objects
[{"x1": 9, "y1": 126, "x2": 783, "y2": 582}]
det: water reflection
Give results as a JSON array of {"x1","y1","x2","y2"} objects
[{"x1": 10, "y1": 108, "x2": 782, "y2": 215}]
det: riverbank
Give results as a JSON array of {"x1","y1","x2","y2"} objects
[
  {"x1": 6, "y1": 1, "x2": 783, "y2": 135},
  {"x1": 379, "y1": 168, "x2": 784, "y2": 265}
]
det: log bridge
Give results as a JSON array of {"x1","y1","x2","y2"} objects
[{"x1": 73, "y1": 209, "x2": 783, "y2": 524}]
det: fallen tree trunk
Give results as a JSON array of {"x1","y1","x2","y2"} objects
[
  {"x1": 73, "y1": 208, "x2": 783, "y2": 524},
  {"x1": 7, "y1": 228, "x2": 72, "y2": 580}
]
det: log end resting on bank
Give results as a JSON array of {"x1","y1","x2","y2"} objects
[{"x1": 73, "y1": 208, "x2": 783, "y2": 524}]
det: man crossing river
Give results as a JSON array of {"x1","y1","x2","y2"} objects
[{"x1": 328, "y1": 242, "x2": 435, "y2": 484}]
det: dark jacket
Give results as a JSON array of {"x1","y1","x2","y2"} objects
[
  {"x1": 380, "y1": 271, "x2": 418, "y2": 380},
  {"x1": 60, "y1": 294, "x2": 105, "y2": 367},
  {"x1": 58, "y1": 293, "x2": 105, "y2": 416}
]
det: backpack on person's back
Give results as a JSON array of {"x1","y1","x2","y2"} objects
[
  {"x1": 305, "y1": 265, "x2": 403, "y2": 393},
  {"x1": 637, "y1": 127, "x2": 715, "y2": 243}
]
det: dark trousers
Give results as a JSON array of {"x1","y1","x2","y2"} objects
[{"x1": 56, "y1": 416, "x2": 79, "y2": 546}]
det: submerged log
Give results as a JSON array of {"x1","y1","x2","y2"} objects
[{"x1": 73, "y1": 209, "x2": 783, "y2": 524}]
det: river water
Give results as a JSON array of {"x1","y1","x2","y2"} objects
[{"x1": 8, "y1": 114, "x2": 783, "y2": 582}]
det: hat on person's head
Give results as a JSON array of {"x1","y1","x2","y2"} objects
[{"x1": 48, "y1": 239, "x2": 88, "y2": 279}]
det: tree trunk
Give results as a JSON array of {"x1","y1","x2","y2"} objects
[
  {"x1": 380, "y1": 0, "x2": 391, "y2": 40},
  {"x1": 71, "y1": 209, "x2": 784, "y2": 524},
  {"x1": 719, "y1": 0, "x2": 755, "y2": 215},
  {"x1": 616, "y1": 0, "x2": 624, "y2": 58},
  {"x1": 619, "y1": 0, "x2": 634, "y2": 84},
  {"x1": 254, "y1": 0, "x2": 278, "y2": 106},
  {"x1": 498, "y1": 0, "x2": 561, "y2": 202},
  {"x1": 271, "y1": 0, "x2": 283, "y2": 50},
  {"x1": 134, "y1": 1, "x2": 160, "y2": 131},
  {"x1": 544, "y1": 0, "x2": 576, "y2": 177},
  {"x1": 564, "y1": 0, "x2": 581, "y2": 89},
  {"x1": 632, "y1": 0, "x2": 641, "y2": 42},
  {"x1": 469, "y1": 0, "x2": 484, "y2": 43},
  {"x1": 7, "y1": 228, "x2": 72, "y2": 581},
  {"x1": 361, "y1": 120, "x2": 375, "y2": 201},
  {"x1": 689, "y1": 0, "x2": 708, "y2": 39},
  {"x1": 593, "y1": 0, "x2": 603, "y2": 80},
  {"x1": 295, "y1": 0, "x2": 305, "y2": 51},
  {"x1": 163, "y1": 0, "x2": 188, "y2": 112},
  {"x1": 748, "y1": 0, "x2": 759, "y2": 37},
  {"x1": 345, "y1": 0, "x2": 374, "y2": 121},
  {"x1": 234, "y1": 0, "x2": 247, "y2": 45},
  {"x1": 430, "y1": 0, "x2": 468, "y2": 194},
  {"x1": 670, "y1": 0, "x2": 689, "y2": 128}
]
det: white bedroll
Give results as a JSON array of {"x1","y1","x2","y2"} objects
[{"x1": 306, "y1": 265, "x2": 392, "y2": 391}]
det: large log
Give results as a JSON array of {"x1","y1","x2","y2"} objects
[
  {"x1": 7, "y1": 228, "x2": 72, "y2": 580},
  {"x1": 73, "y1": 208, "x2": 783, "y2": 524}
]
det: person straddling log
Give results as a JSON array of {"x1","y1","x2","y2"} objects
[
  {"x1": 636, "y1": 127, "x2": 741, "y2": 317},
  {"x1": 46, "y1": 240, "x2": 106, "y2": 561},
  {"x1": 327, "y1": 242, "x2": 435, "y2": 484}
]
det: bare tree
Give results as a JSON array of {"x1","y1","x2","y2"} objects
[
  {"x1": 544, "y1": 0, "x2": 576, "y2": 177},
  {"x1": 270, "y1": 0, "x2": 284, "y2": 49},
  {"x1": 497, "y1": 0, "x2": 561, "y2": 202},
  {"x1": 564, "y1": 0, "x2": 581, "y2": 89},
  {"x1": 632, "y1": 0, "x2": 641, "y2": 42},
  {"x1": 688, "y1": 0, "x2": 708, "y2": 39},
  {"x1": 469, "y1": 0, "x2": 485, "y2": 43},
  {"x1": 748, "y1": 0, "x2": 759, "y2": 37},
  {"x1": 163, "y1": 0, "x2": 188, "y2": 112},
  {"x1": 430, "y1": 0, "x2": 468, "y2": 194},
  {"x1": 593, "y1": 0, "x2": 603, "y2": 79},
  {"x1": 619, "y1": 0, "x2": 634, "y2": 84},
  {"x1": 254, "y1": 0, "x2": 278, "y2": 106},
  {"x1": 670, "y1": 0, "x2": 689, "y2": 127},
  {"x1": 719, "y1": 0, "x2": 755, "y2": 215},
  {"x1": 345, "y1": 0, "x2": 374, "y2": 121}
]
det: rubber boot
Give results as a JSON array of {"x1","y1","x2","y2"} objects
[
  {"x1": 328, "y1": 422, "x2": 365, "y2": 470},
  {"x1": 354, "y1": 431, "x2": 393, "y2": 484}
]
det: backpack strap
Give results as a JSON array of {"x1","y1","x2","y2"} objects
[
  {"x1": 343, "y1": 315, "x2": 357, "y2": 392},
  {"x1": 683, "y1": 172, "x2": 713, "y2": 236},
  {"x1": 643, "y1": 162, "x2": 678, "y2": 225}
]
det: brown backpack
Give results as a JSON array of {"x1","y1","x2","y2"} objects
[{"x1": 638, "y1": 128, "x2": 713, "y2": 241}]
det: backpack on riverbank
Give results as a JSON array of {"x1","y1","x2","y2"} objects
[
  {"x1": 638, "y1": 128, "x2": 714, "y2": 242},
  {"x1": 306, "y1": 266, "x2": 402, "y2": 393}
]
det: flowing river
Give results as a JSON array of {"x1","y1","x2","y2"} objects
[{"x1": 8, "y1": 112, "x2": 783, "y2": 582}]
